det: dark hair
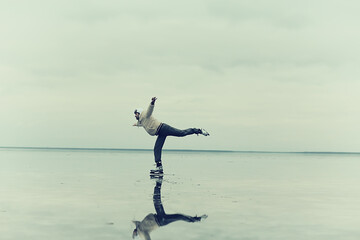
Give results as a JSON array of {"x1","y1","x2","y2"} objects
[{"x1": 132, "y1": 229, "x2": 138, "y2": 238}]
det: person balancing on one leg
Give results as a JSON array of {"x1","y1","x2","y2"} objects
[{"x1": 133, "y1": 97, "x2": 209, "y2": 174}]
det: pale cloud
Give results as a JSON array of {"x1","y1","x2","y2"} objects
[{"x1": 1, "y1": 0, "x2": 359, "y2": 151}]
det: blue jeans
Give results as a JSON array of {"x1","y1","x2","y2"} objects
[{"x1": 154, "y1": 123, "x2": 200, "y2": 164}]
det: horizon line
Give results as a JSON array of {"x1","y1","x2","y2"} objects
[{"x1": 0, "y1": 146, "x2": 359, "y2": 155}]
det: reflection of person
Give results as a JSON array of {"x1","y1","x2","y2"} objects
[
  {"x1": 132, "y1": 177, "x2": 207, "y2": 239},
  {"x1": 133, "y1": 97, "x2": 209, "y2": 174}
]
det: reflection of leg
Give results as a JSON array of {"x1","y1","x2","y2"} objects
[
  {"x1": 157, "y1": 214, "x2": 202, "y2": 227},
  {"x1": 152, "y1": 177, "x2": 207, "y2": 227},
  {"x1": 153, "y1": 182, "x2": 165, "y2": 216},
  {"x1": 154, "y1": 135, "x2": 167, "y2": 164}
]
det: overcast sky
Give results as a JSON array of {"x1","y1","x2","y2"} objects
[{"x1": 1, "y1": 0, "x2": 359, "y2": 152}]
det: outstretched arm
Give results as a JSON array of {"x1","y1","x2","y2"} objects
[{"x1": 146, "y1": 97, "x2": 157, "y2": 118}]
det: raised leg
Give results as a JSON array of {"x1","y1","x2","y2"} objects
[{"x1": 160, "y1": 123, "x2": 200, "y2": 137}]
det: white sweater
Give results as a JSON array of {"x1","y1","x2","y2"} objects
[
  {"x1": 136, "y1": 104, "x2": 162, "y2": 136},
  {"x1": 134, "y1": 214, "x2": 159, "y2": 240}
]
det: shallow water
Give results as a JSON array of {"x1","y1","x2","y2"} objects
[{"x1": 1, "y1": 149, "x2": 360, "y2": 240}]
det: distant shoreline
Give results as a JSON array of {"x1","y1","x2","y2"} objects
[{"x1": 1, "y1": 146, "x2": 359, "y2": 155}]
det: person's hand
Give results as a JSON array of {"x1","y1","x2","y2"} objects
[{"x1": 151, "y1": 97, "x2": 157, "y2": 104}]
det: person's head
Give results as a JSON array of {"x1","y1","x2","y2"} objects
[
  {"x1": 132, "y1": 229, "x2": 138, "y2": 239},
  {"x1": 134, "y1": 108, "x2": 143, "y2": 120},
  {"x1": 132, "y1": 221, "x2": 140, "y2": 239}
]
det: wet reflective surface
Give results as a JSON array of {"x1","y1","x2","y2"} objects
[
  {"x1": 1, "y1": 149, "x2": 360, "y2": 240},
  {"x1": 132, "y1": 175, "x2": 207, "y2": 239}
]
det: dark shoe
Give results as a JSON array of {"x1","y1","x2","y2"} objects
[
  {"x1": 150, "y1": 175, "x2": 163, "y2": 183},
  {"x1": 150, "y1": 165, "x2": 163, "y2": 175}
]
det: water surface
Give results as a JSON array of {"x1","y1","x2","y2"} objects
[{"x1": 1, "y1": 148, "x2": 359, "y2": 239}]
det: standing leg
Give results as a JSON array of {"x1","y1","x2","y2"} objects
[{"x1": 154, "y1": 135, "x2": 167, "y2": 166}]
